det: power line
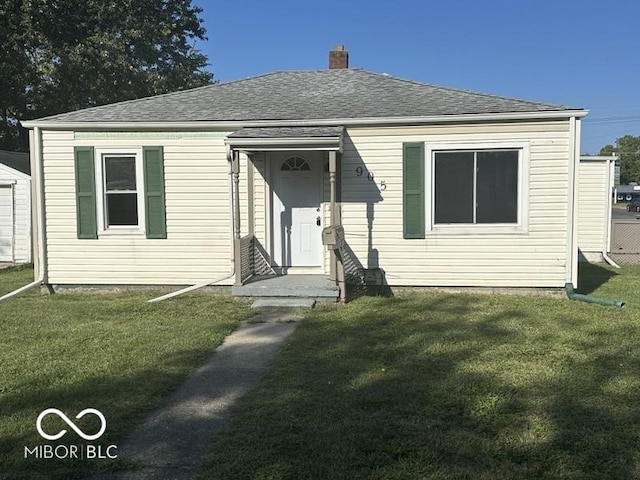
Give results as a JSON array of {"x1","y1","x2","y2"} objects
[{"x1": 583, "y1": 116, "x2": 640, "y2": 125}]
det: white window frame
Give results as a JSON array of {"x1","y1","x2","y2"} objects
[
  {"x1": 94, "y1": 147, "x2": 145, "y2": 236},
  {"x1": 425, "y1": 141, "x2": 529, "y2": 235}
]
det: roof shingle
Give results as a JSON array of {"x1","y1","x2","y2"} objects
[
  {"x1": 33, "y1": 69, "x2": 581, "y2": 124},
  {"x1": 0, "y1": 150, "x2": 30, "y2": 175}
]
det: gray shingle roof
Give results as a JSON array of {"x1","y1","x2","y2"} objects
[
  {"x1": 34, "y1": 69, "x2": 580, "y2": 124},
  {"x1": 228, "y1": 126, "x2": 344, "y2": 138},
  {"x1": 0, "y1": 150, "x2": 30, "y2": 175}
]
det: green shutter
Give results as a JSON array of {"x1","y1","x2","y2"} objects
[
  {"x1": 143, "y1": 146, "x2": 167, "y2": 239},
  {"x1": 403, "y1": 142, "x2": 425, "y2": 239},
  {"x1": 74, "y1": 146, "x2": 97, "y2": 239}
]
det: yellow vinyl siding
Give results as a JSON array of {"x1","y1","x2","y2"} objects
[
  {"x1": 40, "y1": 119, "x2": 576, "y2": 288},
  {"x1": 577, "y1": 160, "x2": 608, "y2": 261},
  {"x1": 42, "y1": 130, "x2": 235, "y2": 285},
  {"x1": 341, "y1": 121, "x2": 571, "y2": 287}
]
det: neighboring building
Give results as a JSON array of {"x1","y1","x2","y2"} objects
[
  {"x1": 22, "y1": 46, "x2": 589, "y2": 295},
  {"x1": 578, "y1": 155, "x2": 617, "y2": 262},
  {"x1": 0, "y1": 150, "x2": 31, "y2": 263}
]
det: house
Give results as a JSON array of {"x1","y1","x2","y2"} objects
[
  {"x1": 21, "y1": 46, "x2": 589, "y2": 299},
  {"x1": 578, "y1": 155, "x2": 617, "y2": 263},
  {"x1": 0, "y1": 150, "x2": 31, "y2": 264}
]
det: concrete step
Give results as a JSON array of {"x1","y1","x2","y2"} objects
[
  {"x1": 233, "y1": 275, "x2": 339, "y2": 301},
  {"x1": 251, "y1": 298, "x2": 316, "y2": 312}
]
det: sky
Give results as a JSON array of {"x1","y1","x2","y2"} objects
[{"x1": 192, "y1": 0, "x2": 640, "y2": 154}]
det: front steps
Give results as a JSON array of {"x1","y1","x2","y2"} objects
[
  {"x1": 250, "y1": 298, "x2": 316, "y2": 312},
  {"x1": 232, "y1": 275, "x2": 339, "y2": 310}
]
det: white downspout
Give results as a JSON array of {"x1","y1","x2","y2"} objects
[
  {"x1": 0, "y1": 126, "x2": 47, "y2": 303},
  {"x1": 565, "y1": 117, "x2": 579, "y2": 287},
  {"x1": 148, "y1": 148, "x2": 237, "y2": 303},
  {"x1": 602, "y1": 156, "x2": 620, "y2": 268}
]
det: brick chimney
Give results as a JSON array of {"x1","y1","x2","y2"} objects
[{"x1": 329, "y1": 45, "x2": 349, "y2": 69}]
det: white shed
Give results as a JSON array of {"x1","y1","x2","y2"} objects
[
  {"x1": 0, "y1": 150, "x2": 31, "y2": 263},
  {"x1": 578, "y1": 155, "x2": 616, "y2": 262}
]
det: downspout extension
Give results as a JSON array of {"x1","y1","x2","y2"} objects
[
  {"x1": 565, "y1": 283, "x2": 625, "y2": 308},
  {"x1": 147, "y1": 271, "x2": 235, "y2": 303},
  {"x1": 602, "y1": 252, "x2": 621, "y2": 269},
  {"x1": 0, "y1": 279, "x2": 43, "y2": 303}
]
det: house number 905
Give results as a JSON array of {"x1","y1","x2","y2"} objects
[{"x1": 355, "y1": 167, "x2": 386, "y2": 190}]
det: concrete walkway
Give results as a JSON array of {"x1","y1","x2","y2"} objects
[{"x1": 90, "y1": 313, "x2": 302, "y2": 480}]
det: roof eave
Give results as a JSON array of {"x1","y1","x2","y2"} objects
[
  {"x1": 21, "y1": 109, "x2": 588, "y2": 130},
  {"x1": 225, "y1": 136, "x2": 343, "y2": 152},
  {"x1": 579, "y1": 155, "x2": 618, "y2": 162},
  {"x1": 0, "y1": 162, "x2": 31, "y2": 180}
]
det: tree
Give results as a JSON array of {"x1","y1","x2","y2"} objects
[
  {"x1": 600, "y1": 135, "x2": 640, "y2": 185},
  {"x1": 0, "y1": 0, "x2": 213, "y2": 151},
  {"x1": 0, "y1": 0, "x2": 37, "y2": 151}
]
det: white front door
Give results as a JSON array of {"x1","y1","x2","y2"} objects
[
  {"x1": 272, "y1": 154, "x2": 323, "y2": 269},
  {"x1": 0, "y1": 185, "x2": 14, "y2": 262}
]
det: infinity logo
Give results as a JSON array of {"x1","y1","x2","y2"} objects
[{"x1": 36, "y1": 408, "x2": 107, "y2": 441}]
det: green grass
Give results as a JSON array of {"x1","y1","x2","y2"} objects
[
  {"x1": 0, "y1": 268, "x2": 252, "y2": 480},
  {"x1": 199, "y1": 263, "x2": 640, "y2": 480},
  {"x1": 0, "y1": 264, "x2": 35, "y2": 294}
]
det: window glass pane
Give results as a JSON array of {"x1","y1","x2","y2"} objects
[
  {"x1": 281, "y1": 156, "x2": 310, "y2": 171},
  {"x1": 106, "y1": 193, "x2": 138, "y2": 226},
  {"x1": 476, "y1": 151, "x2": 518, "y2": 223},
  {"x1": 105, "y1": 156, "x2": 136, "y2": 190},
  {"x1": 434, "y1": 152, "x2": 474, "y2": 223}
]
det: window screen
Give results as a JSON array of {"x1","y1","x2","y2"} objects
[
  {"x1": 476, "y1": 151, "x2": 518, "y2": 223},
  {"x1": 434, "y1": 149, "x2": 519, "y2": 225},
  {"x1": 434, "y1": 152, "x2": 474, "y2": 223},
  {"x1": 104, "y1": 156, "x2": 138, "y2": 226}
]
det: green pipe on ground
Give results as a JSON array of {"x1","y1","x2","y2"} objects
[{"x1": 565, "y1": 283, "x2": 625, "y2": 308}]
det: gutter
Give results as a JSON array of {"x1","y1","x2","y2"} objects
[
  {"x1": 21, "y1": 109, "x2": 589, "y2": 130},
  {"x1": 565, "y1": 283, "x2": 625, "y2": 308},
  {"x1": 0, "y1": 127, "x2": 47, "y2": 303}
]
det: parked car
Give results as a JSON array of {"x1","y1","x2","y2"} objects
[{"x1": 627, "y1": 199, "x2": 640, "y2": 212}]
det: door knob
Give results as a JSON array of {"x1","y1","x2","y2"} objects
[{"x1": 316, "y1": 216, "x2": 321, "y2": 226}]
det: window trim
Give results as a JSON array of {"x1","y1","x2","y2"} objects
[
  {"x1": 94, "y1": 147, "x2": 145, "y2": 236},
  {"x1": 425, "y1": 141, "x2": 529, "y2": 235}
]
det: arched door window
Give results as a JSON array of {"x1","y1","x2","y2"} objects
[{"x1": 280, "y1": 156, "x2": 310, "y2": 171}]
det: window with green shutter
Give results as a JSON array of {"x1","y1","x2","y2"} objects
[
  {"x1": 74, "y1": 146, "x2": 97, "y2": 239},
  {"x1": 76, "y1": 146, "x2": 167, "y2": 238},
  {"x1": 403, "y1": 142, "x2": 425, "y2": 239},
  {"x1": 143, "y1": 146, "x2": 167, "y2": 239}
]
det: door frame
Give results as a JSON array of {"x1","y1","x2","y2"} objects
[{"x1": 268, "y1": 152, "x2": 325, "y2": 274}]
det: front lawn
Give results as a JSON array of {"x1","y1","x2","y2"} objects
[
  {"x1": 0, "y1": 268, "x2": 252, "y2": 480},
  {"x1": 200, "y1": 263, "x2": 640, "y2": 479}
]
